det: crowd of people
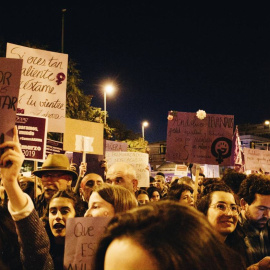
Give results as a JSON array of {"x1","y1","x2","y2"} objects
[{"x1": 1, "y1": 127, "x2": 270, "y2": 269}]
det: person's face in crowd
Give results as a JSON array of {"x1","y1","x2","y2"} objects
[
  {"x1": 137, "y1": 193, "x2": 150, "y2": 205},
  {"x1": 150, "y1": 191, "x2": 160, "y2": 202},
  {"x1": 241, "y1": 194, "x2": 270, "y2": 229},
  {"x1": 85, "y1": 191, "x2": 115, "y2": 217},
  {"x1": 207, "y1": 191, "x2": 238, "y2": 239},
  {"x1": 104, "y1": 237, "x2": 158, "y2": 270},
  {"x1": 106, "y1": 163, "x2": 136, "y2": 193},
  {"x1": 150, "y1": 181, "x2": 156, "y2": 187},
  {"x1": 155, "y1": 176, "x2": 164, "y2": 191},
  {"x1": 179, "y1": 190, "x2": 194, "y2": 206},
  {"x1": 41, "y1": 171, "x2": 72, "y2": 200},
  {"x1": 49, "y1": 197, "x2": 76, "y2": 238},
  {"x1": 80, "y1": 173, "x2": 103, "y2": 202}
]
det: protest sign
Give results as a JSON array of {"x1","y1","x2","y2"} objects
[
  {"x1": 243, "y1": 148, "x2": 270, "y2": 173},
  {"x1": 166, "y1": 111, "x2": 234, "y2": 166},
  {"x1": 72, "y1": 152, "x2": 106, "y2": 179},
  {"x1": 174, "y1": 164, "x2": 188, "y2": 177},
  {"x1": 64, "y1": 217, "x2": 110, "y2": 270},
  {"x1": 64, "y1": 118, "x2": 103, "y2": 155},
  {"x1": 6, "y1": 43, "x2": 68, "y2": 133},
  {"x1": 105, "y1": 140, "x2": 128, "y2": 152},
  {"x1": 0, "y1": 58, "x2": 22, "y2": 142},
  {"x1": 105, "y1": 151, "x2": 149, "y2": 187},
  {"x1": 16, "y1": 114, "x2": 47, "y2": 161},
  {"x1": 46, "y1": 139, "x2": 65, "y2": 156}
]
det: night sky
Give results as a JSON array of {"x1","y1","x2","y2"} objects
[{"x1": 1, "y1": 2, "x2": 270, "y2": 142}]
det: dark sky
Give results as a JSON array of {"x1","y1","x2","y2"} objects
[{"x1": 1, "y1": 2, "x2": 270, "y2": 142}]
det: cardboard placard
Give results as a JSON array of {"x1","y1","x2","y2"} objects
[
  {"x1": 243, "y1": 148, "x2": 270, "y2": 173},
  {"x1": 6, "y1": 43, "x2": 68, "y2": 133},
  {"x1": 0, "y1": 58, "x2": 23, "y2": 142},
  {"x1": 64, "y1": 118, "x2": 104, "y2": 155},
  {"x1": 105, "y1": 151, "x2": 150, "y2": 187},
  {"x1": 166, "y1": 111, "x2": 234, "y2": 165},
  {"x1": 16, "y1": 114, "x2": 47, "y2": 161},
  {"x1": 105, "y1": 140, "x2": 128, "y2": 152},
  {"x1": 64, "y1": 217, "x2": 110, "y2": 270}
]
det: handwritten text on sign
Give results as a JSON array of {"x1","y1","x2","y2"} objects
[
  {"x1": 64, "y1": 217, "x2": 110, "y2": 270},
  {"x1": 0, "y1": 58, "x2": 22, "y2": 141},
  {"x1": 166, "y1": 112, "x2": 234, "y2": 165},
  {"x1": 106, "y1": 151, "x2": 150, "y2": 187},
  {"x1": 243, "y1": 148, "x2": 270, "y2": 172},
  {"x1": 6, "y1": 43, "x2": 68, "y2": 133}
]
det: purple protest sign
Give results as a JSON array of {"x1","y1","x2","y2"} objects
[
  {"x1": 46, "y1": 139, "x2": 65, "y2": 156},
  {"x1": 16, "y1": 114, "x2": 47, "y2": 161},
  {"x1": 0, "y1": 58, "x2": 23, "y2": 142}
]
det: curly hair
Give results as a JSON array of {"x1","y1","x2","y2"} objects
[
  {"x1": 196, "y1": 183, "x2": 234, "y2": 215},
  {"x1": 238, "y1": 174, "x2": 270, "y2": 205},
  {"x1": 222, "y1": 168, "x2": 246, "y2": 195},
  {"x1": 167, "y1": 183, "x2": 193, "y2": 201}
]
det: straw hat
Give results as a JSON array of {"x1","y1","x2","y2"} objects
[{"x1": 32, "y1": 154, "x2": 78, "y2": 181}]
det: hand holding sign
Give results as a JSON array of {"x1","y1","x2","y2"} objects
[{"x1": 0, "y1": 126, "x2": 24, "y2": 181}]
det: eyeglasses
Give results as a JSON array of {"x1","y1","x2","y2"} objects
[{"x1": 209, "y1": 202, "x2": 240, "y2": 215}]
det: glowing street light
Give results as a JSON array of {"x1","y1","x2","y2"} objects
[
  {"x1": 61, "y1": 9, "x2": 67, "y2": 53},
  {"x1": 142, "y1": 121, "x2": 149, "y2": 140},
  {"x1": 104, "y1": 84, "x2": 114, "y2": 126}
]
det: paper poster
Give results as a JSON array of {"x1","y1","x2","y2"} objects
[
  {"x1": 0, "y1": 58, "x2": 23, "y2": 142},
  {"x1": 75, "y1": 135, "x2": 94, "y2": 152},
  {"x1": 105, "y1": 151, "x2": 150, "y2": 187},
  {"x1": 6, "y1": 43, "x2": 68, "y2": 133},
  {"x1": 174, "y1": 164, "x2": 188, "y2": 177},
  {"x1": 166, "y1": 111, "x2": 234, "y2": 166},
  {"x1": 64, "y1": 118, "x2": 103, "y2": 155},
  {"x1": 15, "y1": 114, "x2": 47, "y2": 161},
  {"x1": 243, "y1": 148, "x2": 270, "y2": 173},
  {"x1": 64, "y1": 217, "x2": 110, "y2": 270}
]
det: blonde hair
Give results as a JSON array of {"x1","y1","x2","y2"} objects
[{"x1": 93, "y1": 183, "x2": 138, "y2": 214}]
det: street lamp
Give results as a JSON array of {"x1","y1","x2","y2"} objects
[
  {"x1": 104, "y1": 84, "x2": 114, "y2": 126},
  {"x1": 142, "y1": 121, "x2": 149, "y2": 140},
  {"x1": 61, "y1": 9, "x2": 66, "y2": 53}
]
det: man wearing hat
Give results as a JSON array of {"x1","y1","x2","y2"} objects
[{"x1": 33, "y1": 154, "x2": 78, "y2": 217}]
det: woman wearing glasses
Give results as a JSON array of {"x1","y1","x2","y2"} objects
[{"x1": 196, "y1": 182, "x2": 248, "y2": 264}]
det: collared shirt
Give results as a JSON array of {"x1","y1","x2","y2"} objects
[{"x1": 238, "y1": 213, "x2": 270, "y2": 266}]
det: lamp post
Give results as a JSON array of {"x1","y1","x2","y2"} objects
[
  {"x1": 61, "y1": 9, "x2": 66, "y2": 53},
  {"x1": 142, "y1": 121, "x2": 149, "y2": 141},
  {"x1": 104, "y1": 84, "x2": 114, "y2": 126}
]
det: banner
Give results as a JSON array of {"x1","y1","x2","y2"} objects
[
  {"x1": 166, "y1": 111, "x2": 234, "y2": 165},
  {"x1": 16, "y1": 114, "x2": 47, "y2": 161},
  {"x1": 64, "y1": 217, "x2": 110, "y2": 270},
  {"x1": 6, "y1": 43, "x2": 68, "y2": 133},
  {"x1": 105, "y1": 151, "x2": 149, "y2": 187},
  {"x1": 243, "y1": 148, "x2": 270, "y2": 173},
  {"x1": 0, "y1": 58, "x2": 23, "y2": 142}
]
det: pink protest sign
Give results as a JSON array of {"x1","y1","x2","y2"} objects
[
  {"x1": 15, "y1": 114, "x2": 47, "y2": 161},
  {"x1": 64, "y1": 217, "x2": 110, "y2": 270},
  {"x1": 166, "y1": 111, "x2": 234, "y2": 165},
  {"x1": 0, "y1": 58, "x2": 23, "y2": 142}
]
